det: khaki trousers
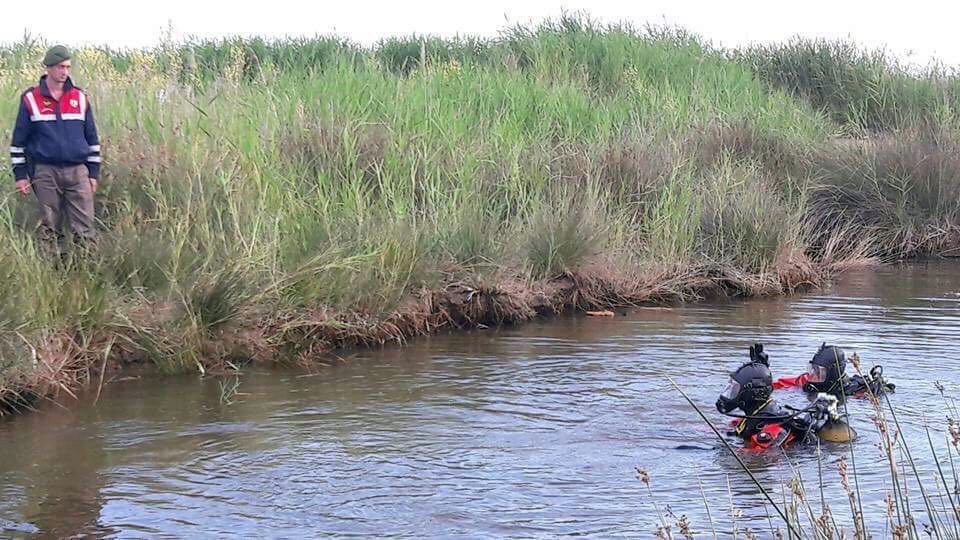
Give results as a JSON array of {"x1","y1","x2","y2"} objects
[{"x1": 31, "y1": 163, "x2": 96, "y2": 249}]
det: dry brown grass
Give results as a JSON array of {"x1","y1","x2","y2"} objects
[
  {"x1": 0, "y1": 250, "x2": 834, "y2": 416},
  {"x1": 806, "y1": 132, "x2": 960, "y2": 259}
]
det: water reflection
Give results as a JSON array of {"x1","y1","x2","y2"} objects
[
  {"x1": 1, "y1": 404, "x2": 114, "y2": 537},
  {"x1": 1, "y1": 261, "x2": 960, "y2": 536}
]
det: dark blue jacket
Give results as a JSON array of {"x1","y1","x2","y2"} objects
[{"x1": 9, "y1": 75, "x2": 101, "y2": 181}]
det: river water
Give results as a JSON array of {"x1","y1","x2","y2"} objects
[{"x1": 2, "y1": 262, "x2": 960, "y2": 537}]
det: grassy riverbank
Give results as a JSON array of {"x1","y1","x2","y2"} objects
[{"x1": 2, "y1": 16, "x2": 960, "y2": 411}]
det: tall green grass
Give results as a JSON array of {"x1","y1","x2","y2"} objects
[
  {"x1": 2, "y1": 15, "x2": 960, "y2": 408},
  {"x1": 737, "y1": 38, "x2": 960, "y2": 133}
]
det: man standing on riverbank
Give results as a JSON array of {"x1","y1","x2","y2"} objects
[{"x1": 9, "y1": 45, "x2": 101, "y2": 252}]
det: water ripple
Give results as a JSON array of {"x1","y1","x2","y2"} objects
[{"x1": 1, "y1": 262, "x2": 960, "y2": 536}]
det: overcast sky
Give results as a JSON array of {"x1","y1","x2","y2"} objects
[{"x1": 2, "y1": 0, "x2": 958, "y2": 66}]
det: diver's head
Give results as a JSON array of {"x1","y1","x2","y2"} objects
[
  {"x1": 803, "y1": 343, "x2": 846, "y2": 394},
  {"x1": 716, "y1": 358, "x2": 773, "y2": 414}
]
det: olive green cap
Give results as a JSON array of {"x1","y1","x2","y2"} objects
[{"x1": 43, "y1": 45, "x2": 71, "y2": 67}]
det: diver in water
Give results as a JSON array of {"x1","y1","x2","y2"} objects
[
  {"x1": 716, "y1": 344, "x2": 844, "y2": 449},
  {"x1": 772, "y1": 343, "x2": 895, "y2": 398}
]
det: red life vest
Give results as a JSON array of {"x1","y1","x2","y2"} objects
[{"x1": 746, "y1": 423, "x2": 795, "y2": 450}]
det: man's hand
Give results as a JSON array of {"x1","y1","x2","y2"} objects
[
  {"x1": 15, "y1": 179, "x2": 30, "y2": 196},
  {"x1": 89, "y1": 178, "x2": 98, "y2": 193}
]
